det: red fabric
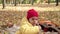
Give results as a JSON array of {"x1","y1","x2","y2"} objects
[
  {"x1": 44, "y1": 28, "x2": 48, "y2": 32},
  {"x1": 27, "y1": 9, "x2": 38, "y2": 20}
]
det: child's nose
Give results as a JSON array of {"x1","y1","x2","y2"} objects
[{"x1": 34, "y1": 20, "x2": 38, "y2": 23}]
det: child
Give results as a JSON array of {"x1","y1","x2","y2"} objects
[{"x1": 15, "y1": 9, "x2": 42, "y2": 34}]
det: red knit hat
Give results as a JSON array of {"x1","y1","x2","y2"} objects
[{"x1": 27, "y1": 9, "x2": 38, "y2": 20}]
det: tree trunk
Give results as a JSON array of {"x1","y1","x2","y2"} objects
[
  {"x1": 2, "y1": 0, "x2": 5, "y2": 9},
  {"x1": 31, "y1": 0, "x2": 34, "y2": 5},
  {"x1": 48, "y1": 0, "x2": 50, "y2": 4},
  {"x1": 14, "y1": 0, "x2": 17, "y2": 6},
  {"x1": 56, "y1": 0, "x2": 59, "y2": 6}
]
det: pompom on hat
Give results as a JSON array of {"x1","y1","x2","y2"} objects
[{"x1": 27, "y1": 9, "x2": 38, "y2": 20}]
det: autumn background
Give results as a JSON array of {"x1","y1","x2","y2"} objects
[{"x1": 0, "y1": 0, "x2": 60, "y2": 34}]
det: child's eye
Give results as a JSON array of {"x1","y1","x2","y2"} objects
[
  {"x1": 32, "y1": 18, "x2": 38, "y2": 20},
  {"x1": 32, "y1": 18, "x2": 34, "y2": 20}
]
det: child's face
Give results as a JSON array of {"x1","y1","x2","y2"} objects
[{"x1": 29, "y1": 17, "x2": 38, "y2": 26}]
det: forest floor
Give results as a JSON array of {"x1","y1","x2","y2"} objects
[{"x1": 0, "y1": 3, "x2": 60, "y2": 11}]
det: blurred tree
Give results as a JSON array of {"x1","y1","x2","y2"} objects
[
  {"x1": 56, "y1": 0, "x2": 59, "y2": 6},
  {"x1": 13, "y1": 0, "x2": 15, "y2": 4},
  {"x1": 2, "y1": 0, "x2": 5, "y2": 9},
  {"x1": 29, "y1": 0, "x2": 31, "y2": 4},
  {"x1": 31, "y1": 0, "x2": 37, "y2": 5},
  {"x1": 31, "y1": 0, "x2": 34, "y2": 5},
  {"x1": 6, "y1": 0, "x2": 13, "y2": 4},
  {"x1": 14, "y1": 0, "x2": 17, "y2": 6},
  {"x1": 21, "y1": 0, "x2": 26, "y2": 4},
  {"x1": 0, "y1": 0, "x2": 2, "y2": 4},
  {"x1": 48, "y1": 0, "x2": 50, "y2": 4}
]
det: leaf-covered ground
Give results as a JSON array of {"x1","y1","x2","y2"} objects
[
  {"x1": 0, "y1": 11, "x2": 60, "y2": 26},
  {"x1": 0, "y1": 3, "x2": 60, "y2": 25}
]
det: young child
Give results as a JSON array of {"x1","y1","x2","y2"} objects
[{"x1": 15, "y1": 9, "x2": 42, "y2": 34}]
